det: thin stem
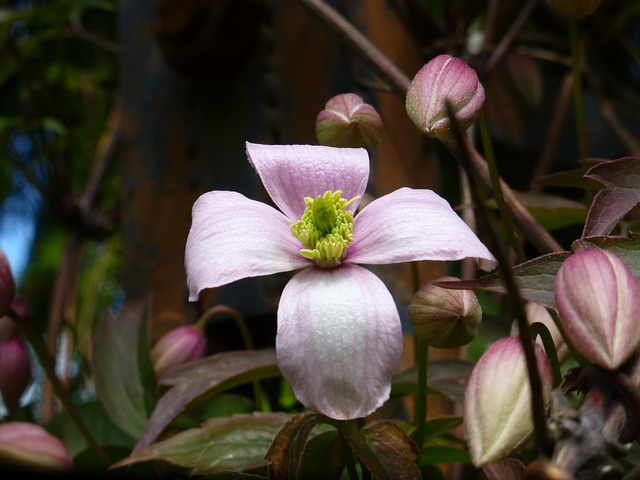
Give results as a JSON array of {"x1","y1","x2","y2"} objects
[
  {"x1": 478, "y1": 108, "x2": 527, "y2": 264},
  {"x1": 413, "y1": 338, "x2": 429, "y2": 449},
  {"x1": 338, "y1": 428, "x2": 359, "y2": 480},
  {"x1": 483, "y1": 0, "x2": 540, "y2": 75},
  {"x1": 300, "y1": 0, "x2": 563, "y2": 256},
  {"x1": 196, "y1": 305, "x2": 269, "y2": 411},
  {"x1": 529, "y1": 322, "x2": 562, "y2": 387},
  {"x1": 8, "y1": 308, "x2": 112, "y2": 467},
  {"x1": 569, "y1": 19, "x2": 588, "y2": 159},
  {"x1": 298, "y1": 0, "x2": 411, "y2": 95},
  {"x1": 445, "y1": 101, "x2": 553, "y2": 457}
]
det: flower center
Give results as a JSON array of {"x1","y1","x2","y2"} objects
[{"x1": 290, "y1": 190, "x2": 359, "y2": 268}]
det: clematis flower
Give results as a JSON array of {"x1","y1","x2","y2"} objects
[{"x1": 185, "y1": 142, "x2": 496, "y2": 420}]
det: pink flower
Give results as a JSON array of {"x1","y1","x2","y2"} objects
[{"x1": 185, "y1": 142, "x2": 496, "y2": 420}]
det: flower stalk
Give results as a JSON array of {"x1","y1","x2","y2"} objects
[
  {"x1": 445, "y1": 100, "x2": 553, "y2": 456},
  {"x1": 569, "y1": 19, "x2": 588, "y2": 159}
]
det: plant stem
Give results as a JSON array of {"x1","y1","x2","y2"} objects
[
  {"x1": 478, "y1": 108, "x2": 527, "y2": 264},
  {"x1": 9, "y1": 308, "x2": 112, "y2": 467},
  {"x1": 196, "y1": 305, "x2": 269, "y2": 411},
  {"x1": 569, "y1": 18, "x2": 588, "y2": 159},
  {"x1": 445, "y1": 101, "x2": 553, "y2": 457},
  {"x1": 413, "y1": 338, "x2": 429, "y2": 449},
  {"x1": 339, "y1": 429, "x2": 360, "y2": 480}
]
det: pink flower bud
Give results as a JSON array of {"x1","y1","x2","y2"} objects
[
  {"x1": 546, "y1": 0, "x2": 602, "y2": 19},
  {"x1": 315, "y1": 93, "x2": 383, "y2": 153},
  {"x1": 0, "y1": 333, "x2": 32, "y2": 412},
  {"x1": 555, "y1": 248, "x2": 640, "y2": 370},
  {"x1": 407, "y1": 276, "x2": 482, "y2": 348},
  {"x1": 0, "y1": 249, "x2": 15, "y2": 317},
  {"x1": 0, "y1": 422, "x2": 73, "y2": 471},
  {"x1": 150, "y1": 324, "x2": 207, "y2": 377},
  {"x1": 464, "y1": 337, "x2": 553, "y2": 466},
  {"x1": 406, "y1": 54, "x2": 485, "y2": 141}
]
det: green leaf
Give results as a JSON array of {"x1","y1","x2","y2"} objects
[
  {"x1": 513, "y1": 191, "x2": 587, "y2": 231},
  {"x1": 433, "y1": 252, "x2": 571, "y2": 309},
  {"x1": 418, "y1": 446, "x2": 471, "y2": 465},
  {"x1": 264, "y1": 412, "x2": 325, "y2": 480},
  {"x1": 422, "y1": 416, "x2": 463, "y2": 444},
  {"x1": 298, "y1": 430, "x2": 345, "y2": 480},
  {"x1": 576, "y1": 234, "x2": 640, "y2": 278},
  {"x1": 113, "y1": 412, "x2": 291, "y2": 476},
  {"x1": 393, "y1": 360, "x2": 474, "y2": 404},
  {"x1": 92, "y1": 299, "x2": 157, "y2": 439},
  {"x1": 583, "y1": 157, "x2": 640, "y2": 236},
  {"x1": 47, "y1": 400, "x2": 136, "y2": 459},
  {"x1": 134, "y1": 349, "x2": 281, "y2": 453}
]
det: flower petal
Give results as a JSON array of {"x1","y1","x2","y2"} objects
[
  {"x1": 276, "y1": 264, "x2": 403, "y2": 420},
  {"x1": 246, "y1": 142, "x2": 369, "y2": 220},
  {"x1": 185, "y1": 191, "x2": 309, "y2": 300},
  {"x1": 347, "y1": 187, "x2": 496, "y2": 269}
]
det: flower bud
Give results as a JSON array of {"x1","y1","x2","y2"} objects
[
  {"x1": 407, "y1": 276, "x2": 481, "y2": 348},
  {"x1": 0, "y1": 333, "x2": 32, "y2": 412},
  {"x1": 0, "y1": 249, "x2": 15, "y2": 317},
  {"x1": 406, "y1": 54, "x2": 485, "y2": 142},
  {"x1": 546, "y1": 0, "x2": 602, "y2": 19},
  {"x1": 555, "y1": 248, "x2": 640, "y2": 370},
  {"x1": 0, "y1": 422, "x2": 73, "y2": 471},
  {"x1": 464, "y1": 337, "x2": 553, "y2": 466},
  {"x1": 315, "y1": 93, "x2": 383, "y2": 153},
  {"x1": 502, "y1": 52, "x2": 542, "y2": 107},
  {"x1": 150, "y1": 324, "x2": 207, "y2": 377}
]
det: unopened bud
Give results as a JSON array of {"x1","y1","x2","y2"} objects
[
  {"x1": 151, "y1": 324, "x2": 207, "y2": 377},
  {"x1": 555, "y1": 248, "x2": 640, "y2": 370},
  {"x1": 316, "y1": 93, "x2": 383, "y2": 153},
  {"x1": 546, "y1": 0, "x2": 602, "y2": 19},
  {"x1": 464, "y1": 337, "x2": 552, "y2": 466},
  {"x1": 406, "y1": 54, "x2": 485, "y2": 142},
  {"x1": 0, "y1": 249, "x2": 15, "y2": 317},
  {"x1": 407, "y1": 276, "x2": 481, "y2": 348},
  {"x1": 0, "y1": 422, "x2": 73, "y2": 471},
  {"x1": 0, "y1": 333, "x2": 32, "y2": 412}
]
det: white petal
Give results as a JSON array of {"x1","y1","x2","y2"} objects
[
  {"x1": 185, "y1": 191, "x2": 309, "y2": 300},
  {"x1": 276, "y1": 264, "x2": 403, "y2": 420},
  {"x1": 347, "y1": 187, "x2": 496, "y2": 269},
  {"x1": 245, "y1": 142, "x2": 369, "y2": 220}
]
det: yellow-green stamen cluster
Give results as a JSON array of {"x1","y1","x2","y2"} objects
[{"x1": 291, "y1": 190, "x2": 359, "y2": 268}]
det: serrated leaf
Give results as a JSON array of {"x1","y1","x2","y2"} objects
[
  {"x1": 134, "y1": 349, "x2": 281, "y2": 453},
  {"x1": 361, "y1": 421, "x2": 421, "y2": 480},
  {"x1": 433, "y1": 252, "x2": 571, "y2": 309},
  {"x1": 265, "y1": 412, "x2": 325, "y2": 480},
  {"x1": 114, "y1": 412, "x2": 291, "y2": 475},
  {"x1": 583, "y1": 157, "x2": 640, "y2": 237},
  {"x1": 92, "y1": 299, "x2": 157, "y2": 439}
]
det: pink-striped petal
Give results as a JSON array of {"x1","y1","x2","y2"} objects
[
  {"x1": 245, "y1": 142, "x2": 369, "y2": 220},
  {"x1": 347, "y1": 188, "x2": 496, "y2": 269},
  {"x1": 276, "y1": 264, "x2": 403, "y2": 420},
  {"x1": 555, "y1": 248, "x2": 640, "y2": 369},
  {"x1": 185, "y1": 191, "x2": 309, "y2": 300}
]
